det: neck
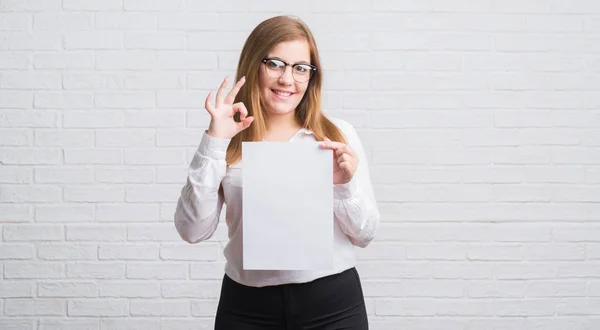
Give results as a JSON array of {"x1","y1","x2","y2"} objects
[
  {"x1": 265, "y1": 111, "x2": 301, "y2": 132},
  {"x1": 263, "y1": 111, "x2": 302, "y2": 142}
]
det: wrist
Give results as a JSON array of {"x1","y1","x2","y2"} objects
[{"x1": 206, "y1": 128, "x2": 230, "y2": 140}]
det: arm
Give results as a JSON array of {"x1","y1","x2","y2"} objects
[
  {"x1": 174, "y1": 132, "x2": 229, "y2": 244},
  {"x1": 332, "y1": 125, "x2": 380, "y2": 248}
]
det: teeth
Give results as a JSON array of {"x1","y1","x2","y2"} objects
[{"x1": 274, "y1": 90, "x2": 292, "y2": 97}]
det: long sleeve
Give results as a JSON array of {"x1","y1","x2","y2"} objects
[
  {"x1": 333, "y1": 124, "x2": 380, "y2": 248},
  {"x1": 174, "y1": 132, "x2": 230, "y2": 244}
]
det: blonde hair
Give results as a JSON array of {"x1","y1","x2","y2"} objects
[{"x1": 226, "y1": 15, "x2": 346, "y2": 166}]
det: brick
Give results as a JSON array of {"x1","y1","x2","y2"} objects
[
  {"x1": 63, "y1": 0, "x2": 123, "y2": 11},
  {"x1": 3, "y1": 224, "x2": 63, "y2": 241},
  {"x1": 0, "y1": 72, "x2": 61, "y2": 90},
  {"x1": 126, "y1": 110, "x2": 186, "y2": 128},
  {"x1": 99, "y1": 281, "x2": 160, "y2": 298},
  {"x1": 63, "y1": 111, "x2": 124, "y2": 128},
  {"x1": 0, "y1": 51, "x2": 31, "y2": 69},
  {"x1": 34, "y1": 168, "x2": 94, "y2": 184},
  {"x1": 0, "y1": 32, "x2": 61, "y2": 50},
  {"x1": 95, "y1": 129, "x2": 155, "y2": 147},
  {"x1": 38, "y1": 319, "x2": 100, "y2": 330},
  {"x1": 130, "y1": 299, "x2": 190, "y2": 316},
  {"x1": 156, "y1": 51, "x2": 217, "y2": 70},
  {"x1": 64, "y1": 186, "x2": 125, "y2": 202},
  {"x1": 124, "y1": 0, "x2": 185, "y2": 11},
  {"x1": 96, "y1": 13, "x2": 156, "y2": 29},
  {"x1": 125, "y1": 149, "x2": 185, "y2": 165},
  {"x1": 161, "y1": 281, "x2": 221, "y2": 299},
  {"x1": 0, "y1": 129, "x2": 32, "y2": 146},
  {"x1": 0, "y1": 91, "x2": 33, "y2": 108},
  {"x1": 96, "y1": 203, "x2": 159, "y2": 222},
  {"x1": 34, "y1": 129, "x2": 93, "y2": 147},
  {"x1": 64, "y1": 148, "x2": 122, "y2": 164},
  {"x1": 34, "y1": 92, "x2": 93, "y2": 109},
  {"x1": 63, "y1": 73, "x2": 124, "y2": 90},
  {"x1": 0, "y1": 13, "x2": 31, "y2": 31},
  {"x1": 100, "y1": 319, "x2": 159, "y2": 330},
  {"x1": 159, "y1": 243, "x2": 220, "y2": 261},
  {"x1": 98, "y1": 244, "x2": 159, "y2": 260},
  {"x1": 33, "y1": 13, "x2": 93, "y2": 31},
  {"x1": 96, "y1": 167, "x2": 155, "y2": 183},
  {"x1": 0, "y1": 244, "x2": 35, "y2": 260},
  {"x1": 35, "y1": 204, "x2": 94, "y2": 223},
  {"x1": 66, "y1": 262, "x2": 125, "y2": 279},
  {"x1": 126, "y1": 262, "x2": 187, "y2": 279},
  {"x1": 95, "y1": 92, "x2": 155, "y2": 109},
  {"x1": 95, "y1": 51, "x2": 154, "y2": 70},
  {"x1": 5, "y1": 299, "x2": 66, "y2": 316},
  {"x1": 37, "y1": 281, "x2": 98, "y2": 297},
  {"x1": 4, "y1": 262, "x2": 63, "y2": 279},
  {"x1": 38, "y1": 244, "x2": 97, "y2": 260},
  {"x1": 0, "y1": 204, "x2": 33, "y2": 222},
  {"x1": 66, "y1": 225, "x2": 126, "y2": 242},
  {"x1": 63, "y1": 32, "x2": 124, "y2": 50},
  {"x1": 126, "y1": 31, "x2": 185, "y2": 50},
  {"x1": 158, "y1": 13, "x2": 218, "y2": 30},
  {"x1": 68, "y1": 300, "x2": 128, "y2": 317},
  {"x1": 33, "y1": 52, "x2": 94, "y2": 70},
  {"x1": 0, "y1": 281, "x2": 34, "y2": 298}
]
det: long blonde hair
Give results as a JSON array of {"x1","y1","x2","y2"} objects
[{"x1": 226, "y1": 15, "x2": 346, "y2": 166}]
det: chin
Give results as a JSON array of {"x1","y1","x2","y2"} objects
[
  {"x1": 266, "y1": 104, "x2": 296, "y2": 116},
  {"x1": 263, "y1": 97, "x2": 302, "y2": 117}
]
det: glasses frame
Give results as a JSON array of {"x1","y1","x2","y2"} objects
[{"x1": 261, "y1": 58, "x2": 317, "y2": 83}]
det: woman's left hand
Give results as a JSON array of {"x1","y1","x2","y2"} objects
[{"x1": 319, "y1": 137, "x2": 359, "y2": 185}]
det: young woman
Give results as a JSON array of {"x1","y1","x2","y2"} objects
[{"x1": 174, "y1": 15, "x2": 380, "y2": 329}]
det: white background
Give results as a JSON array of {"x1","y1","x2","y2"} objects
[{"x1": 1, "y1": 0, "x2": 600, "y2": 329}]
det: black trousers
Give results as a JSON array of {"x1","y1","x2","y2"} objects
[{"x1": 214, "y1": 267, "x2": 369, "y2": 330}]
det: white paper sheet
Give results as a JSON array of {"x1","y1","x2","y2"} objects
[{"x1": 242, "y1": 141, "x2": 333, "y2": 270}]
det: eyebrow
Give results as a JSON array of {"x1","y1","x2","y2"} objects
[{"x1": 269, "y1": 56, "x2": 311, "y2": 65}]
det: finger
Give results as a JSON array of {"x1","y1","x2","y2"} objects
[
  {"x1": 224, "y1": 76, "x2": 246, "y2": 105},
  {"x1": 319, "y1": 140, "x2": 345, "y2": 150},
  {"x1": 205, "y1": 91, "x2": 215, "y2": 115},
  {"x1": 232, "y1": 102, "x2": 248, "y2": 120},
  {"x1": 337, "y1": 153, "x2": 351, "y2": 164},
  {"x1": 339, "y1": 162, "x2": 355, "y2": 176},
  {"x1": 237, "y1": 116, "x2": 254, "y2": 131},
  {"x1": 215, "y1": 77, "x2": 229, "y2": 108},
  {"x1": 335, "y1": 145, "x2": 351, "y2": 157}
]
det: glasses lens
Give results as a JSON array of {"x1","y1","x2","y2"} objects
[
  {"x1": 264, "y1": 59, "x2": 285, "y2": 78},
  {"x1": 293, "y1": 64, "x2": 312, "y2": 83}
]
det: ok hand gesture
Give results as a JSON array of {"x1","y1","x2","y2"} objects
[{"x1": 205, "y1": 76, "x2": 254, "y2": 139}]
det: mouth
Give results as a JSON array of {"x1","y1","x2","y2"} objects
[{"x1": 271, "y1": 89, "x2": 295, "y2": 99}]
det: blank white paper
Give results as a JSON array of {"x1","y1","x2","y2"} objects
[{"x1": 242, "y1": 141, "x2": 333, "y2": 270}]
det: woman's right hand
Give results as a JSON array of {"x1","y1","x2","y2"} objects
[{"x1": 205, "y1": 76, "x2": 254, "y2": 139}]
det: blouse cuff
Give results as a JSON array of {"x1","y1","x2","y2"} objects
[
  {"x1": 198, "y1": 131, "x2": 231, "y2": 160},
  {"x1": 333, "y1": 178, "x2": 358, "y2": 200}
]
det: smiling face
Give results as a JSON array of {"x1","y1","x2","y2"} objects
[{"x1": 258, "y1": 39, "x2": 312, "y2": 119}]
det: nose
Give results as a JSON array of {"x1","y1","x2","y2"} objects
[{"x1": 278, "y1": 66, "x2": 294, "y2": 85}]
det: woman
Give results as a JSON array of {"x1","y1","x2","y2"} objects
[{"x1": 174, "y1": 15, "x2": 380, "y2": 329}]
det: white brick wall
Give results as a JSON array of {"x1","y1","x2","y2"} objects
[{"x1": 1, "y1": 0, "x2": 599, "y2": 328}]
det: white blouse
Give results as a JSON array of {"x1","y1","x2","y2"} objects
[{"x1": 173, "y1": 117, "x2": 380, "y2": 287}]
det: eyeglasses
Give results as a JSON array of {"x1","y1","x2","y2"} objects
[{"x1": 261, "y1": 58, "x2": 317, "y2": 83}]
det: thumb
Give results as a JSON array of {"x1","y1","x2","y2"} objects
[
  {"x1": 324, "y1": 136, "x2": 331, "y2": 142},
  {"x1": 239, "y1": 116, "x2": 254, "y2": 130}
]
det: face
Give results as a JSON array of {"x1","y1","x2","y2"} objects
[{"x1": 258, "y1": 39, "x2": 313, "y2": 118}]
